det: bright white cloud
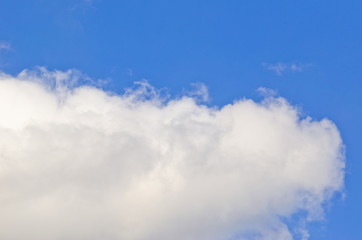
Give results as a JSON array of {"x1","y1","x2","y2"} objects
[{"x1": 0, "y1": 68, "x2": 344, "y2": 240}]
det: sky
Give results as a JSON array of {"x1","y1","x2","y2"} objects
[{"x1": 0, "y1": 1, "x2": 361, "y2": 239}]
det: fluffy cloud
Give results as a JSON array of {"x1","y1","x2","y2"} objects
[{"x1": 0, "y1": 68, "x2": 344, "y2": 240}]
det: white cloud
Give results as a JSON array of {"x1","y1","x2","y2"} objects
[
  {"x1": 0, "y1": 68, "x2": 345, "y2": 240},
  {"x1": 263, "y1": 62, "x2": 305, "y2": 75}
]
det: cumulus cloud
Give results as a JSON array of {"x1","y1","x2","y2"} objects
[
  {"x1": 262, "y1": 62, "x2": 305, "y2": 76},
  {"x1": 0, "y1": 68, "x2": 344, "y2": 240}
]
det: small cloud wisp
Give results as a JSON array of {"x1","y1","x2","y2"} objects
[
  {"x1": 262, "y1": 62, "x2": 305, "y2": 76},
  {"x1": 0, "y1": 41, "x2": 10, "y2": 51}
]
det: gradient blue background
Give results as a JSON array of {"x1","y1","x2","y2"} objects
[{"x1": 1, "y1": 1, "x2": 361, "y2": 239}]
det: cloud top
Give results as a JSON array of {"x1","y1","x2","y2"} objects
[{"x1": 0, "y1": 68, "x2": 344, "y2": 240}]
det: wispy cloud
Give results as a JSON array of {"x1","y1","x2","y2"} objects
[
  {"x1": 0, "y1": 41, "x2": 10, "y2": 51},
  {"x1": 188, "y1": 82, "x2": 209, "y2": 102},
  {"x1": 262, "y1": 62, "x2": 306, "y2": 75},
  {"x1": 257, "y1": 87, "x2": 278, "y2": 98},
  {"x1": 127, "y1": 68, "x2": 133, "y2": 77},
  {"x1": 69, "y1": 0, "x2": 97, "y2": 12}
]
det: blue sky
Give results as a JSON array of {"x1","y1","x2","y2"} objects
[{"x1": 0, "y1": 1, "x2": 361, "y2": 239}]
